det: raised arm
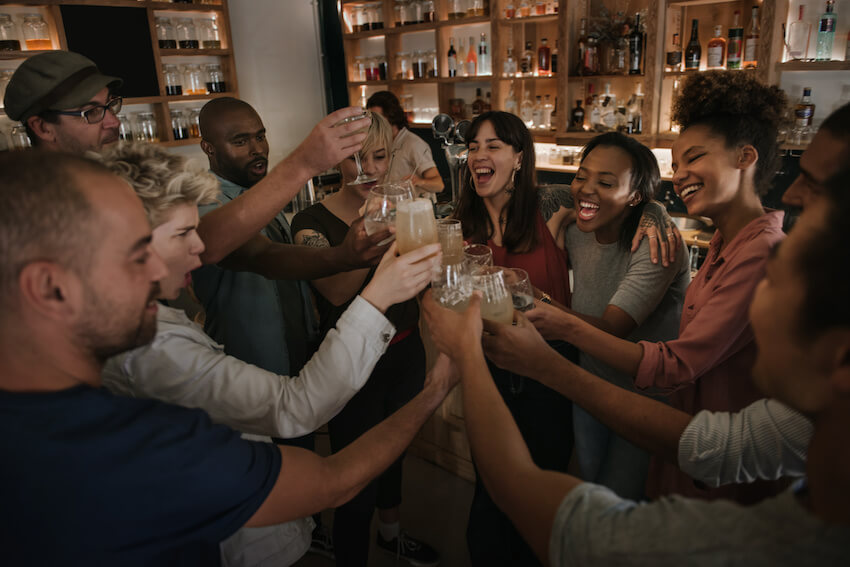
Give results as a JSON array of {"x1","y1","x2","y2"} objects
[
  {"x1": 421, "y1": 292, "x2": 581, "y2": 564},
  {"x1": 199, "y1": 107, "x2": 371, "y2": 265},
  {"x1": 245, "y1": 353, "x2": 457, "y2": 527},
  {"x1": 293, "y1": 227, "x2": 373, "y2": 306},
  {"x1": 406, "y1": 166, "x2": 444, "y2": 195}
]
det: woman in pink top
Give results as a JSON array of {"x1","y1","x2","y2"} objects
[{"x1": 526, "y1": 71, "x2": 788, "y2": 503}]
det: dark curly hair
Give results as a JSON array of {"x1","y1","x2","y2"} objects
[
  {"x1": 671, "y1": 70, "x2": 786, "y2": 196},
  {"x1": 365, "y1": 91, "x2": 408, "y2": 130}
]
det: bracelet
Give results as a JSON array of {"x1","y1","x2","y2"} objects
[{"x1": 539, "y1": 292, "x2": 552, "y2": 304}]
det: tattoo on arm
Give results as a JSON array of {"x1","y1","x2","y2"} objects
[
  {"x1": 538, "y1": 185, "x2": 575, "y2": 222},
  {"x1": 639, "y1": 202, "x2": 671, "y2": 230},
  {"x1": 299, "y1": 232, "x2": 331, "y2": 248}
]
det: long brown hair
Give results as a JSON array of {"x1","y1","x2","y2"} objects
[{"x1": 454, "y1": 111, "x2": 538, "y2": 253}]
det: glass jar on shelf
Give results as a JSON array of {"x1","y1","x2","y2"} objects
[
  {"x1": 365, "y1": 56, "x2": 380, "y2": 81},
  {"x1": 183, "y1": 64, "x2": 206, "y2": 95},
  {"x1": 155, "y1": 17, "x2": 176, "y2": 49},
  {"x1": 394, "y1": 0, "x2": 412, "y2": 26},
  {"x1": 171, "y1": 109, "x2": 189, "y2": 140},
  {"x1": 412, "y1": 49, "x2": 428, "y2": 79},
  {"x1": 427, "y1": 49, "x2": 438, "y2": 77},
  {"x1": 376, "y1": 54, "x2": 388, "y2": 80},
  {"x1": 410, "y1": 0, "x2": 424, "y2": 24},
  {"x1": 396, "y1": 51, "x2": 412, "y2": 79},
  {"x1": 421, "y1": 0, "x2": 435, "y2": 22},
  {"x1": 400, "y1": 93, "x2": 414, "y2": 122},
  {"x1": 163, "y1": 64, "x2": 183, "y2": 96},
  {"x1": 0, "y1": 13, "x2": 21, "y2": 51},
  {"x1": 117, "y1": 114, "x2": 133, "y2": 141},
  {"x1": 188, "y1": 108, "x2": 201, "y2": 138},
  {"x1": 353, "y1": 55, "x2": 367, "y2": 81},
  {"x1": 448, "y1": 0, "x2": 466, "y2": 19},
  {"x1": 135, "y1": 112, "x2": 158, "y2": 143},
  {"x1": 175, "y1": 18, "x2": 199, "y2": 49},
  {"x1": 0, "y1": 69, "x2": 14, "y2": 104},
  {"x1": 366, "y1": 2, "x2": 384, "y2": 30},
  {"x1": 357, "y1": 4, "x2": 371, "y2": 32},
  {"x1": 204, "y1": 63, "x2": 226, "y2": 93},
  {"x1": 197, "y1": 17, "x2": 221, "y2": 49},
  {"x1": 10, "y1": 124, "x2": 31, "y2": 150},
  {"x1": 22, "y1": 14, "x2": 51, "y2": 51},
  {"x1": 467, "y1": 0, "x2": 485, "y2": 17}
]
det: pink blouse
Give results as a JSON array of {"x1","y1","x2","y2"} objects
[{"x1": 636, "y1": 211, "x2": 787, "y2": 502}]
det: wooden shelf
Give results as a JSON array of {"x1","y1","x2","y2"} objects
[
  {"x1": 662, "y1": 67, "x2": 757, "y2": 77},
  {"x1": 435, "y1": 76, "x2": 492, "y2": 83},
  {"x1": 438, "y1": 15, "x2": 491, "y2": 27},
  {"x1": 497, "y1": 15, "x2": 559, "y2": 25},
  {"x1": 568, "y1": 73, "x2": 646, "y2": 81},
  {"x1": 0, "y1": 49, "x2": 57, "y2": 60},
  {"x1": 159, "y1": 48, "x2": 232, "y2": 56},
  {"x1": 499, "y1": 74, "x2": 558, "y2": 81},
  {"x1": 556, "y1": 131, "x2": 654, "y2": 146},
  {"x1": 165, "y1": 91, "x2": 237, "y2": 102},
  {"x1": 342, "y1": 15, "x2": 492, "y2": 38},
  {"x1": 776, "y1": 60, "x2": 850, "y2": 72},
  {"x1": 149, "y1": 1, "x2": 224, "y2": 12},
  {"x1": 343, "y1": 28, "x2": 390, "y2": 39}
]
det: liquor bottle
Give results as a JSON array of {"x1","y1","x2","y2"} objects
[
  {"x1": 787, "y1": 5, "x2": 812, "y2": 60},
  {"x1": 466, "y1": 36, "x2": 478, "y2": 76},
  {"x1": 472, "y1": 88, "x2": 485, "y2": 117},
  {"x1": 485, "y1": 91, "x2": 492, "y2": 112},
  {"x1": 816, "y1": 0, "x2": 836, "y2": 61},
  {"x1": 743, "y1": 5, "x2": 759, "y2": 69},
  {"x1": 538, "y1": 38, "x2": 551, "y2": 76},
  {"x1": 543, "y1": 94, "x2": 554, "y2": 130},
  {"x1": 727, "y1": 10, "x2": 744, "y2": 69},
  {"x1": 589, "y1": 95, "x2": 602, "y2": 130},
  {"x1": 792, "y1": 87, "x2": 816, "y2": 144},
  {"x1": 666, "y1": 7, "x2": 682, "y2": 72},
  {"x1": 628, "y1": 13, "x2": 643, "y2": 74},
  {"x1": 551, "y1": 40, "x2": 559, "y2": 74},
  {"x1": 576, "y1": 18, "x2": 589, "y2": 75},
  {"x1": 600, "y1": 83, "x2": 617, "y2": 130},
  {"x1": 504, "y1": 47, "x2": 518, "y2": 76},
  {"x1": 570, "y1": 99, "x2": 585, "y2": 131},
  {"x1": 585, "y1": 83, "x2": 596, "y2": 107},
  {"x1": 521, "y1": 41, "x2": 535, "y2": 76},
  {"x1": 458, "y1": 37, "x2": 467, "y2": 76},
  {"x1": 478, "y1": 33, "x2": 491, "y2": 76},
  {"x1": 627, "y1": 84, "x2": 644, "y2": 134},
  {"x1": 532, "y1": 95, "x2": 544, "y2": 129},
  {"x1": 707, "y1": 24, "x2": 726, "y2": 69},
  {"x1": 447, "y1": 37, "x2": 458, "y2": 77},
  {"x1": 684, "y1": 19, "x2": 701, "y2": 70},
  {"x1": 520, "y1": 90, "x2": 534, "y2": 127},
  {"x1": 505, "y1": 85, "x2": 518, "y2": 115}
]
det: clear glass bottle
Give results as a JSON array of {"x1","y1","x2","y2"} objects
[
  {"x1": 468, "y1": 0, "x2": 485, "y2": 17},
  {"x1": 0, "y1": 68, "x2": 14, "y2": 105},
  {"x1": 22, "y1": 14, "x2": 50, "y2": 51},
  {"x1": 198, "y1": 17, "x2": 221, "y2": 49},
  {"x1": 478, "y1": 33, "x2": 490, "y2": 76},
  {"x1": 520, "y1": 40, "x2": 534, "y2": 76},
  {"x1": 542, "y1": 94, "x2": 554, "y2": 130},
  {"x1": 156, "y1": 17, "x2": 177, "y2": 49},
  {"x1": 727, "y1": 10, "x2": 744, "y2": 69},
  {"x1": 503, "y1": 46, "x2": 517, "y2": 77},
  {"x1": 396, "y1": 51, "x2": 412, "y2": 79},
  {"x1": 355, "y1": 4, "x2": 369, "y2": 31},
  {"x1": 520, "y1": 90, "x2": 534, "y2": 127},
  {"x1": 421, "y1": 1, "x2": 435, "y2": 23},
  {"x1": 183, "y1": 63, "x2": 206, "y2": 95},
  {"x1": 448, "y1": 0, "x2": 466, "y2": 20},
  {"x1": 504, "y1": 84, "x2": 518, "y2": 115},
  {"x1": 176, "y1": 18, "x2": 199, "y2": 49},
  {"x1": 531, "y1": 95, "x2": 543, "y2": 128},
  {"x1": 135, "y1": 112, "x2": 158, "y2": 143},
  {"x1": 816, "y1": 0, "x2": 836, "y2": 61},
  {"x1": 791, "y1": 87, "x2": 816, "y2": 144},
  {"x1": 707, "y1": 24, "x2": 726, "y2": 69},
  {"x1": 171, "y1": 109, "x2": 189, "y2": 140},
  {"x1": 427, "y1": 49, "x2": 438, "y2": 78},
  {"x1": 0, "y1": 13, "x2": 19, "y2": 51},
  {"x1": 743, "y1": 5, "x2": 759, "y2": 68},
  {"x1": 117, "y1": 114, "x2": 133, "y2": 141},
  {"x1": 412, "y1": 50, "x2": 427, "y2": 79},
  {"x1": 366, "y1": 56, "x2": 380, "y2": 80},
  {"x1": 628, "y1": 13, "x2": 643, "y2": 74},
  {"x1": 787, "y1": 5, "x2": 812, "y2": 60},
  {"x1": 354, "y1": 55, "x2": 367, "y2": 81},
  {"x1": 10, "y1": 124, "x2": 31, "y2": 150},
  {"x1": 163, "y1": 64, "x2": 183, "y2": 96},
  {"x1": 204, "y1": 63, "x2": 226, "y2": 92},
  {"x1": 189, "y1": 108, "x2": 201, "y2": 138}
]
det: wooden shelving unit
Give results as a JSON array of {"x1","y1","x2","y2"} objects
[{"x1": 0, "y1": 0, "x2": 237, "y2": 146}]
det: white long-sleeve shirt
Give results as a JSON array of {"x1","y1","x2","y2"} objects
[{"x1": 103, "y1": 295, "x2": 395, "y2": 439}]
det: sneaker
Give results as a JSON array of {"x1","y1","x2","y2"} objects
[
  {"x1": 376, "y1": 530, "x2": 440, "y2": 566},
  {"x1": 309, "y1": 523, "x2": 334, "y2": 560}
]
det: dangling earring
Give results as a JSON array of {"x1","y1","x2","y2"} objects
[{"x1": 506, "y1": 166, "x2": 519, "y2": 195}]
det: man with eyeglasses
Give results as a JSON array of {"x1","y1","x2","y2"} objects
[{"x1": 4, "y1": 50, "x2": 122, "y2": 153}]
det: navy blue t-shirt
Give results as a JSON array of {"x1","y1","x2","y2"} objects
[{"x1": 0, "y1": 384, "x2": 281, "y2": 566}]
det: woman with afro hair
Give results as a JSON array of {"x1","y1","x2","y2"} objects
[{"x1": 526, "y1": 70, "x2": 789, "y2": 504}]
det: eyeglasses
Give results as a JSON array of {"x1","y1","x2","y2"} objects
[{"x1": 51, "y1": 97, "x2": 123, "y2": 124}]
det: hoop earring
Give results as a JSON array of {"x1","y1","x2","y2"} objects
[{"x1": 505, "y1": 166, "x2": 518, "y2": 195}]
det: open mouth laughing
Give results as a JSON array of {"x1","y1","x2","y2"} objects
[{"x1": 577, "y1": 199, "x2": 600, "y2": 221}]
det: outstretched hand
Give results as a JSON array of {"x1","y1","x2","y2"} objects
[
  {"x1": 361, "y1": 242, "x2": 441, "y2": 313},
  {"x1": 631, "y1": 201, "x2": 682, "y2": 267},
  {"x1": 339, "y1": 216, "x2": 393, "y2": 269},
  {"x1": 481, "y1": 311, "x2": 552, "y2": 377},
  {"x1": 421, "y1": 290, "x2": 483, "y2": 361},
  {"x1": 291, "y1": 107, "x2": 371, "y2": 178}
]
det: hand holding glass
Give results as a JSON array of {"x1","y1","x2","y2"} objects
[
  {"x1": 471, "y1": 266, "x2": 514, "y2": 325},
  {"x1": 436, "y1": 219, "x2": 464, "y2": 265},
  {"x1": 502, "y1": 268, "x2": 534, "y2": 312},
  {"x1": 364, "y1": 183, "x2": 414, "y2": 244},
  {"x1": 335, "y1": 111, "x2": 375, "y2": 184},
  {"x1": 395, "y1": 198, "x2": 439, "y2": 255}
]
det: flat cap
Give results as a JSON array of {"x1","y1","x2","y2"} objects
[{"x1": 3, "y1": 51, "x2": 122, "y2": 122}]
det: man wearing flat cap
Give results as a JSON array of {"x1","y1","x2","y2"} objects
[{"x1": 4, "y1": 50, "x2": 122, "y2": 153}]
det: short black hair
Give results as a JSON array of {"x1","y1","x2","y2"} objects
[
  {"x1": 581, "y1": 132, "x2": 660, "y2": 249},
  {"x1": 366, "y1": 91, "x2": 408, "y2": 130},
  {"x1": 672, "y1": 70, "x2": 786, "y2": 196},
  {"x1": 199, "y1": 97, "x2": 257, "y2": 140}
]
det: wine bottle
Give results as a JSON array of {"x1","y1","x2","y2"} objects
[
  {"x1": 727, "y1": 10, "x2": 744, "y2": 69},
  {"x1": 466, "y1": 36, "x2": 478, "y2": 76},
  {"x1": 628, "y1": 13, "x2": 643, "y2": 74},
  {"x1": 743, "y1": 5, "x2": 759, "y2": 69},
  {"x1": 684, "y1": 19, "x2": 701, "y2": 71},
  {"x1": 447, "y1": 37, "x2": 457, "y2": 77}
]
